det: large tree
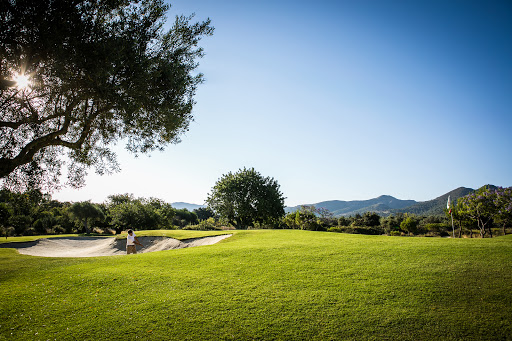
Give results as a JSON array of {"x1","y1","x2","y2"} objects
[
  {"x1": 0, "y1": 0, "x2": 213, "y2": 190},
  {"x1": 206, "y1": 168, "x2": 285, "y2": 229},
  {"x1": 458, "y1": 186, "x2": 499, "y2": 238}
]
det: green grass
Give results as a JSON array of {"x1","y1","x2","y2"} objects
[
  {"x1": 1, "y1": 230, "x2": 511, "y2": 340},
  {"x1": 0, "y1": 234, "x2": 85, "y2": 243}
]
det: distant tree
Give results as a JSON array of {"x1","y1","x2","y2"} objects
[
  {"x1": 194, "y1": 207, "x2": 215, "y2": 221},
  {"x1": 283, "y1": 212, "x2": 299, "y2": 229},
  {"x1": 458, "y1": 186, "x2": 498, "y2": 238},
  {"x1": 55, "y1": 204, "x2": 76, "y2": 234},
  {"x1": 68, "y1": 201, "x2": 105, "y2": 234},
  {"x1": 109, "y1": 202, "x2": 139, "y2": 233},
  {"x1": 33, "y1": 210, "x2": 57, "y2": 234},
  {"x1": 445, "y1": 199, "x2": 474, "y2": 238},
  {"x1": 0, "y1": 188, "x2": 47, "y2": 235},
  {"x1": 0, "y1": 0, "x2": 213, "y2": 190},
  {"x1": 109, "y1": 200, "x2": 160, "y2": 232},
  {"x1": 0, "y1": 202, "x2": 13, "y2": 233},
  {"x1": 351, "y1": 213, "x2": 363, "y2": 227},
  {"x1": 400, "y1": 215, "x2": 419, "y2": 235},
  {"x1": 362, "y1": 212, "x2": 381, "y2": 227},
  {"x1": 8, "y1": 214, "x2": 32, "y2": 236},
  {"x1": 206, "y1": 168, "x2": 285, "y2": 229},
  {"x1": 173, "y1": 208, "x2": 198, "y2": 228},
  {"x1": 316, "y1": 207, "x2": 336, "y2": 228},
  {"x1": 107, "y1": 194, "x2": 136, "y2": 207},
  {"x1": 294, "y1": 206, "x2": 321, "y2": 231},
  {"x1": 381, "y1": 213, "x2": 405, "y2": 234},
  {"x1": 493, "y1": 187, "x2": 512, "y2": 235},
  {"x1": 156, "y1": 202, "x2": 176, "y2": 229},
  {"x1": 337, "y1": 216, "x2": 351, "y2": 227}
]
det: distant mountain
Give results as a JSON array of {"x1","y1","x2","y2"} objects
[
  {"x1": 284, "y1": 186, "x2": 491, "y2": 217},
  {"x1": 286, "y1": 195, "x2": 417, "y2": 217},
  {"x1": 171, "y1": 202, "x2": 205, "y2": 211},
  {"x1": 392, "y1": 186, "x2": 479, "y2": 216}
]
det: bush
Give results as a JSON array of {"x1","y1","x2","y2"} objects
[
  {"x1": 328, "y1": 225, "x2": 384, "y2": 235},
  {"x1": 423, "y1": 223, "x2": 451, "y2": 235},
  {"x1": 53, "y1": 225, "x2": 66, "y2": 234},
  {"x1": 400, "y1": 216, "x2": 419, "y2": 235},
  {"x1": 183, "y1": 218, "x2": 220, "y2": 231}
]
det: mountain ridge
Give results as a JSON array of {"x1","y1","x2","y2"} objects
[
  {"x1": 391, "y1": 186, "x2": 474, "y2": 216},
  {"x1": 285, "y1": 186, "x2": 480, "y2": 217}
]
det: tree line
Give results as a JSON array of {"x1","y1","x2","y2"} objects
[
  {"x1": 0, "y1": 190, "x2": 215, "y2": 237},
  {"x1": 1, "y1": 169, "x2": 510, "y2": 238},
  {"x1": 281, "y1": 206, "x2": 455, "y2": 236}
]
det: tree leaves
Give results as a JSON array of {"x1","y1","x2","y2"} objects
[
  {"x1": 0, "y1": 0, "x2": 213, "y2": 191},
  {"x1": 206, "y1": 168, "x2": 285, "y2": 229}
]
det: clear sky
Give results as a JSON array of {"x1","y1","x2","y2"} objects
[{"x1": 53, "y1": 0, "x2": 512, "y2": 206}]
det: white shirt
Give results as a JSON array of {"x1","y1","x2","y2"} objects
[{"x1": 127, "y1": 233, "x2": 136, "y2": 246}]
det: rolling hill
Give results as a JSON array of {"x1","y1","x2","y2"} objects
[
  {"x1": 286, "y1": 195, "x2": 417, "y2": 216},
  {"x1": 391, "y1": 186, "x2": 474, "y2": 216},
  {"x1": 285, "y1": 186, "x2": 482, "y2": 217}
]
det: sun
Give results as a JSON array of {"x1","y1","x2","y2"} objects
[{"x1": 14, "y1": 73, "x2": 30, "y2": 89}]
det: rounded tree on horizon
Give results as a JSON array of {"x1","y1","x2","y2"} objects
[{"x1": 206, "y1": 168, "x2": 285, "y2": 229}]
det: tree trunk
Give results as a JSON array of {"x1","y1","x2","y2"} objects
[
  {"x1": 83, "y1": 218, "x2": 90, "y2": 234},
  {"x1": 478, "y1": 219, "x2": 485, "y2": 238},
  {"x1": 503, "y1": 223, "x2": 507, "y2": 236}
]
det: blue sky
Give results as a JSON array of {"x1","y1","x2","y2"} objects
[{"x1": 54, "y1": 0, "x2": 512, "y2": 206}]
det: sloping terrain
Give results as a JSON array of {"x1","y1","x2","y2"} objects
[
  {"x1": 286, "y1": 195, "x2": 417, "y2": 216},
  {"x1": 392, "y1": 187, "x2": 474, "y2": 216}
]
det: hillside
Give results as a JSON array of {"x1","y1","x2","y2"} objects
[
  {"x1": 392, "y1": 186, "x2": 486, "y2": 216},
  {"x1": 285, "y1": 186, "x2": 486, "y2": 217},
  {"x1": 286, "y1": 195, "x2": 417, "y2": 217}
]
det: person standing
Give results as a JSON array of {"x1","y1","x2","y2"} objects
[{"x1": 126, "y1": 229, "x2": 143, "y2": 254}]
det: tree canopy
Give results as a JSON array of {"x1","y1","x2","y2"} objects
[
  {"x1": 457, "y1": 186, "x2": 512, "y2": 238},
  {"x1": 68, "y1": 201, "x2": 104, "y2": 234},
  {"x1": 206, "y1": 168, "x2": 285, "y2": 229},
  {"x1": 0, "y1": 0, "x2": 213, "y2": 191}
]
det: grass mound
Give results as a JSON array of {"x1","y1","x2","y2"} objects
[{"x1": 1, "y1": 230, "x2": 511, "y2": 340}]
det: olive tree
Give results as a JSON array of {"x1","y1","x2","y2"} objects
[
  {"x1": 0, "y1": 0, "x2": 213, "y2": 190},
  {"x1": 206, "y1": 168, "x2": 285, "y2": 229}
]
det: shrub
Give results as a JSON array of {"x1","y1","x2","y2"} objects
[
  {"x1": 328, "y1": 226, "x2": 384, "y2": 235},
  {"x1": 400, "y1": 216, "x2": 420, "y2": 235},
  {"x1": 183, "y1": 217, "x2": 220, "y2": 231}
]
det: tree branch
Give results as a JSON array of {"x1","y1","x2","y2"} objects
[{"x1": 0, "y1": 106, "x2": 99, "y2": 178}]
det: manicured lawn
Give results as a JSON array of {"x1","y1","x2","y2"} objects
[{"x1": 1, "y1": 230, "x2": 511, "y2": 340}]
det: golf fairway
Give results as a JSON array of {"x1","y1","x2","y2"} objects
[{"x1": 1, "y1": 230, "x2": 511, "y2": 340}]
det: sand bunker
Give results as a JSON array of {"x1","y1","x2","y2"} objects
[{"x1": 0, "y1": 235, "x2": 231, "y2": 258}]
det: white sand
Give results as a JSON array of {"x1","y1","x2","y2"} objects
[{"x1": 2, "y1": 234, "x2": 231, "y2": 258}]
